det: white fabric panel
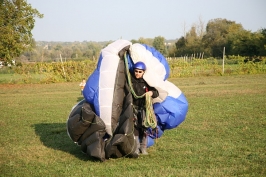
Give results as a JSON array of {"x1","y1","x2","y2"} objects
[
  {"x1": 151, "y1": 80, "x2": 181, "y2": 103},
  {"x1": 163, "y1": 80, "x2": 182, "y2": 98},
  {"x1": 152, "y1": 87, "x2": 168, "y2": 103},
  {"x1": 100, "y1": 106, "x2": 113, "y2": 135},
  {"x1": 99, "y1": 39, "x2": 132, "y2": 135},
  {"x1": 130, "y1": 44, "x2": 166, "y2": 87}
]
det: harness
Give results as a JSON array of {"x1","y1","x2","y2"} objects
[{"x1": 124, "y1": 52, "x2": 157, "y2": 129}]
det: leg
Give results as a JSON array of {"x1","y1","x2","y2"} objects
[
  {"x1": 139, "y1": 130, "x2": 148, "y2": 155},
  {"x1": 139, "y1": 109, "x2": 148, "y2": 155},
  {"x1": 134, "y1": 135, "x2": 140, "y2": 155}
]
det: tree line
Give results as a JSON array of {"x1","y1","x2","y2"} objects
[
  {"x1": 0, "y1": 0, "x2": 265, "y2": 64},
  {"x1": 174, "y1": 18, "x2": 266, "y2": 59},
  {"x1": 19, "y1": 19, "x2": 266, "y2": 63},
  {"x1": 19, "y1": 37, "x2": 172, "y2": 63}
]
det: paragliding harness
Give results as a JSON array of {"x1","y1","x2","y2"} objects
[{"x1": 123, "y1": 52, "x2": 157, "y2": 130}]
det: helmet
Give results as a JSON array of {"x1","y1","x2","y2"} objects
[{"x1": 133, "y1": 62, "x2": 146, "y2": 70}]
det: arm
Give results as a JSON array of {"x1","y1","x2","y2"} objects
[{"x1": 147, "y1": 86, "x2": 159, "y2": 98}]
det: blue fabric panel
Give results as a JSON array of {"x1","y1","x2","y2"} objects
[
  {"x1": 96, "y1": 53, "x2": 103, "y2": 70},
  {"x1": 126, "y1": 53, "x2": 134, "y2": 72},
  {"x1": 83, "y1": 53, "x2": 103, "y2": 116},
  {"x1": 147, "y1": 125, "x2": 164, "y2": 147},
  {"x1": 83, "y1": 69, "x2": 100, "y2": 116},
  {"x1": 154, "y1": 93, "x2": 188, "y2": 130},
  {"x1": 147, "y1": 136, "x2": 154, "y2": 147},
  {"x1": 147, "y1": 126, "x2": 164, "y2": 139}
]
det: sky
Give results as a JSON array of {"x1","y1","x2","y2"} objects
[{"x1": 27, "y1": 0, "x2": 266, "y2": 42}]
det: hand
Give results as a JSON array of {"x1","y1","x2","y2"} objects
[{"x1": 146, "y1": 91, "x2": 153, "y2": 97}]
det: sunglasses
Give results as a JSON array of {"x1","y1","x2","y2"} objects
[{"x1": 134, "y1": 70, "x2": 144, "y2": 74}]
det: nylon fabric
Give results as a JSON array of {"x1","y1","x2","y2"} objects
[{"x1": 67, "y1": 39, "x2": 189, "y2": 161}]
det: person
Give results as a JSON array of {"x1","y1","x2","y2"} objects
[
  {"x1": 79, "y1": 78, "x2": 86, "y2": 95},
  {"x1": 131, "y1": 61, "x2": 159, "y2": 155}
]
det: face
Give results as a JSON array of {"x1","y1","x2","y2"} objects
[{"x1": 134, "y1": 69, "x2": 144, "y2": 79}]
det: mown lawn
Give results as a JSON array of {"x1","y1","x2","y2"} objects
[{"x1": 0, "y1": 74, "x2": 265, "y2": 177}]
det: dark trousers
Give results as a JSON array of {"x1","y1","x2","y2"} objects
[{"x1": 134, "y1": 109, "x2": 147, "y2": 148}]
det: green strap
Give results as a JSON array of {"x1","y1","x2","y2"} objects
[
  {"x1": 124, "y1": 52, "x2": 157, "y2": 129},
  {"x1": 124, "y1": 52, "x2": 145, "y2": 99},
  {"x1": 143, "y1": 94, "x2": 157, "y2": 129}
]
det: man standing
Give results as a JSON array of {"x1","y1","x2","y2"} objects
[{"x1": 131, "y1": 61, "x2": 159, "y2": 155}]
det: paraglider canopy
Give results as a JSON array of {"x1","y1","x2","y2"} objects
[{"x1": 66, "y1": 39, "x2": 189, "y2": 161}]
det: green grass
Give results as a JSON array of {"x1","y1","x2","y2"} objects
[
  {"x1": 0, "y1": 73, "x2": 47, "y2": 84},
  {"x1": 0, "y1": 74, "x2": 265, "y2": 177}
]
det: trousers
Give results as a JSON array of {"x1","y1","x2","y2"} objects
[{"x1": 134, "y1": 108, "x2": 147, "y2": 149}]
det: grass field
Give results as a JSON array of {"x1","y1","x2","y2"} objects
[{"x1": 0, "y1": 74, "x2": 265, "y2": 177}]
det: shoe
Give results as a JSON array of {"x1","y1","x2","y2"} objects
[
  {"x1": 134, "y1": 148, "x2": 140, "y2": 155},
  {"x1": 140, "y1": 148, "x2": 148, "y2": 155}
]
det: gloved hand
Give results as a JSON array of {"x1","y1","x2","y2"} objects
[{"x1": 146, "y1": 91, "x2": 153, "y2": 97}]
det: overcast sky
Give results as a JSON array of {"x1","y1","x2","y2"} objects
[{"x1": 27, "y1": 0, "x2": 266, "y2": 42}]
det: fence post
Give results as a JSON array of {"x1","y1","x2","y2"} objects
[
  {"x1": 60, "y1": 54, "x2": 67, "y2": 80},
  {"x1": 223, "y1": 47, "x2": 225, "y2": 74}
]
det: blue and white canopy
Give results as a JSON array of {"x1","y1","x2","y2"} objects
[
  {"x1": 83, "y1": 39, "x2": 188, "y2": 136},
  {"x1": 67, "y1": 39, "x2": 188, "y2": 160}
]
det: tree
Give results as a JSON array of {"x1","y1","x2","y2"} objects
[
  {"x1": 62, "y1": 47, "x2": 72, "y2": 59},
  {"x1": 0, "y1": 0, "x2": 43, "y2": 62},
  {"x1": 175, "y1": 18, "x2": 206, "y2": 57},
  {"x1": 202, "y1": 18, "x2": 244, "y2": 57},
  {"x1": 175, "y1": 24, "x2": 205, "y2": 57},
  {"x1": 175, "y1": 36, "x2": 186, "y2": 56},
  {"x1": 185, "y1": 25, "x2": 204, "y2": 55},
  {"x1": 138, "y1": 37, "x2": 153, "y2": 46},
  {"x1": 153, "y1": 36, "x2": 167, "y2": 56},
  {"x1": 167, "y1": 44, "x2": 177, "y2": 57},
  {"x1": 71, "y1": 46, "x2": 82, "y2": 59},
  {"x1": 131, "y1": 37, "x2": 153, "y2": 46},
  {"x1": 259, "y1": 28, "x2": 266, "y2": 56},
  {"x1": 227, "y1": 30, "x2": 263, "y2": 57},
  {"x1": 130, "y1": 39, "x2": 139, "y2": 44}
]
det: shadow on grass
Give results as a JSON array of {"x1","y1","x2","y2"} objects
[
  {"x1": 77, "y1": 96, "x2": 84, "y2": 102},
  {"x1": 34, "y1": 123, "x2": 98, "y2": 162}
]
